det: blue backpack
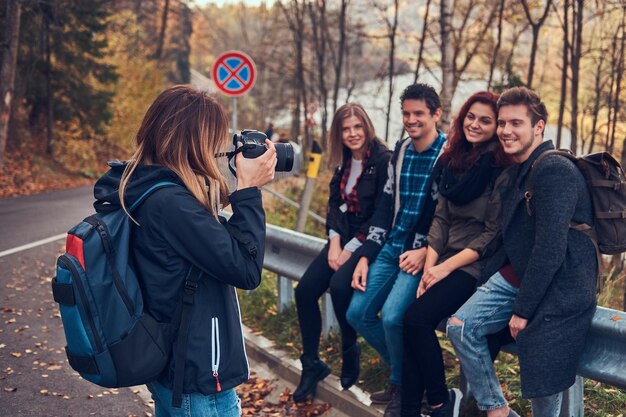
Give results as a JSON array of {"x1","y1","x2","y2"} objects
[{"x1": 51, "y1": 181, "x2": 199, "y2": 407}]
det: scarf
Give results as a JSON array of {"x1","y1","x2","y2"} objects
[{"x1": 439, "y1": 152, "x2": 499, "y2": 206}]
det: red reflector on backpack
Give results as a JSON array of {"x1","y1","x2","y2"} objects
[{"x1": 66, "y1": 234, "x2": 85, "y2": 270}]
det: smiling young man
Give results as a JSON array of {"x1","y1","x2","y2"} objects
[
  {"x1": 346, "y1": 83, "x2": 446, "y2": 417},
  {"x1": 447, "y1": 87, "x2": 597, "y2": 417}
]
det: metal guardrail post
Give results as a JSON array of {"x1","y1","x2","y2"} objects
[
  {"x1": 321, "y1": 293, "x2": 338, "y2": 339},
  {"x1": 277, "y1": 274, "x2": 294, "y2": 313},
  {"x1": 560, "y1": 376, "x2": 584, "y2": 417}
]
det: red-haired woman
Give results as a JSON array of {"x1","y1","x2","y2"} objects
[{"x1": 400, "y1": 92, "x2": 511, "y2": 417}]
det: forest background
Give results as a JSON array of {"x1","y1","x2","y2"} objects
[{"x1": 2, "y1": 0, "x2": 626, "y2": 192}]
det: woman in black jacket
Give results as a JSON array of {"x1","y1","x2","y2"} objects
[
  {"x1": 96, "y1": 85, "x2": 277, "y2": 417},
  {"x1": 293, "y1": 103, "x2": 391, "y2": 402}
]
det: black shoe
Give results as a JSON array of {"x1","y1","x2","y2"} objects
[
  {"x1": 383, "y1": 384, "x2": 401, "y2": 417},
  {"x1": 292, "y1": 355, "x2": 331, "y2": 402},
  {"x1": 370, "y1": 383, "x2": 397, "y2": 404},
  {"x1": 427, "y1": 388, "x2": 463, "y2": 417},
  {"x1": 340, "y1": 343, "x2": 361, "y2": 389}
]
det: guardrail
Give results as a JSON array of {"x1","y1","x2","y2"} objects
[{"x1": 262, "y1": 222, "x2": 626, "y2": 417}]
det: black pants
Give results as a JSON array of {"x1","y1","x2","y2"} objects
[
  {"x1": 295, "y1": 243, "x2": 359, "y2": 358},
  {"x1": 401, "y1": 270, "x2": 476, "y2": 416}
]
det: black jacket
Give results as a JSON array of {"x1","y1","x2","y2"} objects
[
  {"x1": 326, "y1": 139, "x2": 392, "y2": 243},
  {"x1": 94, "y1": 162, "x2": 265, "y2": 395}
]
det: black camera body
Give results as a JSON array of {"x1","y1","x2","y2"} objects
[{"x1": 232, "y1": 130, "x2": 294, "y2": 172}]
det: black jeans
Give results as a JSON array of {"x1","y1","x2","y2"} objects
[
  {"x1": 295, "y1": 243, "x2": 360, "y2": 358},
  {"x1": 401, "y1": 270, "x2": 476, "y2": 416}
]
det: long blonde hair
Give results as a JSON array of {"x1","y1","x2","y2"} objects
[{"x1": 119, "y1": 85, "x2": 229, "y2": 220}]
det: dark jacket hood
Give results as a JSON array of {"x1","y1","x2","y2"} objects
[{"x1": 94, "y1": 160, "x2": 183, "y2": 210}]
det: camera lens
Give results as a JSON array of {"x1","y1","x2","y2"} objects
[{"x1": 275, "y1": 143, "x2": 294, "y2": 172}]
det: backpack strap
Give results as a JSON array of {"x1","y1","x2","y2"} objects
[
  {"x1": 129, "y1": 181, "x2": 179, "y2": 212},
  {"x1": 523, "y1": 149, "x2": 577, "y2": 216},
  {"x1": 524, "y1": 150, "x2": 602, "y2": 278},
  {"x1": 171, "y1": 265, "x2": 203, "y2": 408}
]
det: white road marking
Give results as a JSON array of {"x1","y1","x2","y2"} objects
[{"x1": 0, "y1": 233, "x2": 66, "y2": 258}]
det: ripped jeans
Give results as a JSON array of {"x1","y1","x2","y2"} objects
[{"x1": 447, "y1": 272, "x2": 517, "y2": 411}]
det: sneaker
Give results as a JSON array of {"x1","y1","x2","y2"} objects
[
  {"x1": 427, "y1": 388, "x2": 463, "y2": 417},
  {"x1": 370, "y1": 384, "x2": 398, "y2": 404}
]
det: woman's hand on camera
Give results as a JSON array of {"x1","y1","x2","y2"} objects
[{"x1": 236, "y1": 139, "x2": 277, "y2": 190}]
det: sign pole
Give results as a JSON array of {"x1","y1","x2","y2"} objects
[{"x1": 232, "y1": 97, "x2": 237, "y2": 133}]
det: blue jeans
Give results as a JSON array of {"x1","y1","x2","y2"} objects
[
  {"x1": 147, "y1": 381, "x2": 241, "y2": 417},
  {"x1": 447, "y1": 272, "x2": 517, "y2": 411},
  {"x1": 346, "y1": 242, "x2": 422, "y2": 385}
]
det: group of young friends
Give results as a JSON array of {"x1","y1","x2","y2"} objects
[
  {"x1": 99, "y1": 83, "x2": 596, "y2": 417},
  {"x1": 292, "y1": 84, "x2": 597, "y2": 417}
]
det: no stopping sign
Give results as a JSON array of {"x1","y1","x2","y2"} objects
[{"x1": 212, "y1": 51, "x2": 257, "y2": 97}]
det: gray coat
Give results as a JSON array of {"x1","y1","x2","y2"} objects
[{"x1": 482, "y1": 140, "x2": 597, "y2": 398}]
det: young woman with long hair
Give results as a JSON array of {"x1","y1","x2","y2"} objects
[
  {"x1": 400, "y1": 91, "x2": 511, "y2": 417},
  {"x1": 93, "y1": 85, "x2": 276, "y2": 417},
  {"x1": 293, "y1": 103, "x2": 391, "y2": 402}
]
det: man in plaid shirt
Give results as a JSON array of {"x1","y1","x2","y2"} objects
[{"x1": 346, "y1": 84, "x2": 446, "y2": 417}]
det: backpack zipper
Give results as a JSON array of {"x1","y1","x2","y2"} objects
[
  {"x1": 58, "y1": 255, "x2": 104, "y2": 353},
  {"x1": 211, "y1": 317, "x2": 221, "y2": 392}
]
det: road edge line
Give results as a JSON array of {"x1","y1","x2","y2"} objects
[{"x1": 0, "y1": 233, "x2": 66, "y2": 258}]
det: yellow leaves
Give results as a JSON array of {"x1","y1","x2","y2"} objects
[
  {"x1": 10, "y1": 352, "x2": 21, "y2": 358},
  {"x1": 611, "y1": 315, "x2": 622, "y2": 321}
]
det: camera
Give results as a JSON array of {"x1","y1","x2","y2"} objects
[{"x1": 232, "y1": 130, "x2": 294, "y2": 172}]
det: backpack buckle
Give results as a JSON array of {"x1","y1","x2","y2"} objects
[
  {"x1": 184, "y1": 280, "x2": 199, "y2": 292},
  {"x1": 614, "y1": 181, "x2": 624, "y2": 191}
]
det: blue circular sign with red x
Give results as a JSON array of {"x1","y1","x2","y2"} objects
[{"x1": 211, "y1": 51, "x2": 257, "y2": 97}]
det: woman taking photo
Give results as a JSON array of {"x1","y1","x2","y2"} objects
[
  {"x1": 293, "y1": 103, "x2": 391, "y2": 402},
  {"x1": 400, "y1": 91, "x2": 510, "y2": 417},
  {"x1": 94, "y1": 85, "x2": 277, "y2": 417}
]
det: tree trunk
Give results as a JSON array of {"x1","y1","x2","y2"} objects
[
  {"x1": 440, "y1": 0, "x2": 453, "y2": 131},
  {"x1": 556, "y1": 0, "x2": 569, "y2": 149},
  {"x1": 0, "y1": 0, "x2": 21, "y2": 167},
  {"x1": 310, "y1": 0, "x2": 329, "y2": 147},
  {"x1": 569, "y1": 0, "x2": 582, "y2": 153},
  {"x1": 384, "y1": 0, "x2": 399, "y2": 142},
  {"x1": 44, "y1": 13, "x2": 54, "y2": 156},
  {"x1": 332, "y1": 0, "x2": 348, "y2": 115},
  {"x1": 587, "y1": 52, "x2": 604, "y2": 154},
  {"x1": 413, "y1": 0, "x2": 432, "y2": 84},
  {"x1": 487, "y1": 0, "x2": 505, "y2": 90},
  {"x1": 605, "y1": 33, "x2": 618, "y2": 151},
  {"x1": 609, "y1": 9, "x2": 625, "y2": 154},
  {"x1": 155, "y1": 0, "x2": 170, "y2": 60},
  {"x1": 527, "y1": 26, "x2": 540, "y2": 89},
  {"x1": 520, "y1": 0, "x2": 552, "y2": 89}
]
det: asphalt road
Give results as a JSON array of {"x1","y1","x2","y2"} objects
[
  {"x1": 0, "y1": 186, "x2": 348, "y2": 417},
  {"x1": 0, "y1": 185, "x2": 94, "y2": 253}
]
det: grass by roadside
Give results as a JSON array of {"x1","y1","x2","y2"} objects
[{"x1": 244, "y1": 172, "x2": 626, "y2": 417}]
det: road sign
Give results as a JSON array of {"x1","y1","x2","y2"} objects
[
  {"x1": 211, "y1": 51, "x2": 257, "y2": 97},
  {"x1": 306, "y1": 101, "x2": 318, "y2": 114}
]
